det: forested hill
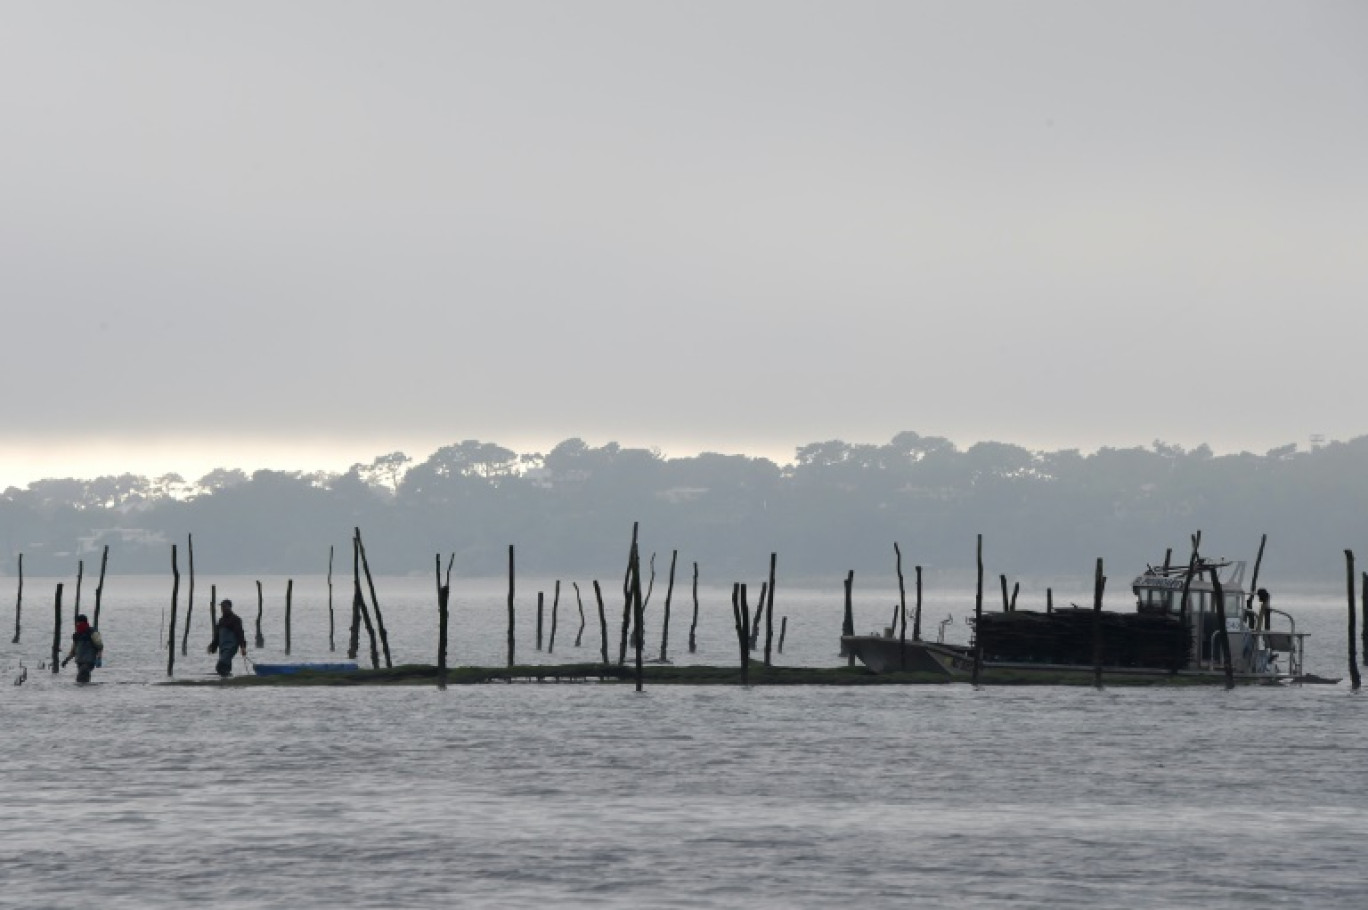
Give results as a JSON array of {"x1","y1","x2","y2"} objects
[{"x1": 3, "y1": 432, "x2": 1366, "y2": 584}]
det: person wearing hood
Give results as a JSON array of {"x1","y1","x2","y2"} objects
[
  {"x1": 61, "y1": 614, "x2": 103, "y2": 684},
  {"x1": 209, "y1": 599, "x2": 248, "y2": 677}
]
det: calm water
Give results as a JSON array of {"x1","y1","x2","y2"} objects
[{"x1": 3, "y1": 574, "x2": 1366, "y2": 909}]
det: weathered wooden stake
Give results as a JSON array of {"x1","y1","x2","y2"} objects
[
  {"x1": 972, "y1": 535, "x2": 983, "y2": 685},
  {"x1": 778, "y1": 615, "x2": 788, "y2": 654},
  {"x1": 436, "y1": 553, "x2": 453, "y2": 690},
  {"x1": 1046, "y1": 587, "x2": 1054, "y2": 614},
  {"x1": 1000, "y1": 574, "x2": 1010, "y2": 613},
  {"x1": 594, "y1": 579, "x2": 609, "y2": 666},
  {"x1": 348, "y1": 554, "x2": 361, "y2": 660},
  {"x1": 549, "y1": 580, "x2": 561, "y2": 654},
  {"x1": 660, "y1": 550, "x2": 678, "y2": 662},
  {"x1": 895, "y1": 543, "x2": 907, "y2": 668},
  {"x1": 348, "y1": 535, "x2": 379, "y2": 669},
  {"x1": 166, "y1": 545, "x2": 179, "y2": 678},
  {"x1": 181, "y1": 534, "x2": 194, "y2": 656},
  {"x1": 573, "y1": 581, "x2": 586, "y2": 647},
  {"x1": 327, "y1": 544, "x2": 336, "y2": 652},
  {"x1": 1209, "y1": 565, "x2": 1235, "y2": 690},
  {"x1": 74, "y1": 559, "x2": 84, "y2": 619},
  {"x1": 913, "y1": 565, "x2": 924, "y2": 641},
  {"x1": 730, "y1": 582, "x2": 751, "y2": 686},
  {"x1": 1347, "y1": 550, "x2": 1361, "y2": 690},
  {"x1": 1092, "y1": 557, "x2": 1105, "y2": 689},
  {"x1": 506, "y1": 544, "x2": 516, "y2": 668},
  {"x1": 284, "y1": 578, "x2": 293, "y2": 656},
  {"x1": 12, "y1": 553, "x2": 23, "y2": 643},
  {"x1": 843, "y1": 570, "x2": 855, "y2": 666},
  {"x1": 618, "y1": 522, "x2": 639, "y2": 666},
  {"x1": 688, "y1": 562, "x2": 700, "y2": 653},
  {"x1": 749, "y1": 581, "x2": 767, "y2": 648},
  {"x1": 355, "y1": 528, "x2": 392, "y2": 668},
  {"x1": 52, "y1": 583, "x2": 64, "y2": 674},
  {"x1": 255, "y1": 580, "x2": 266, "y2": 648},
  {"x1": 631, "y1": 546, "x2": 645, "y2": 692},
  {"x1": 763, "y1": 553, "x2": 776, "y2": 667},
  {"x1": 536, "y1": 591, "x2": 545, "y2": 651},
  {"x1": 93, "y1": 545, "x2": 108, "y2": 631},
  {"x1": 1244, "y1": 533, "x2": 1268, "y2": 624}
]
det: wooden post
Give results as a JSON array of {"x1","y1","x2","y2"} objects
[
  {"x1": 1010, "y1": 582, "x2": 1020, "y2": 612},
  {"x1": 1347, "y1": 551, "x2": 1362, "y2": 690},
  {"x1": 593, "y1": 580, "x2": 609, "y2": 666},
  {"x1": 1178, "y1": 535, "x2": 1201, "y2": 667},
  {"x1": 93, "y1": 546, "x2": 108, "y2": 631},
  {"x1": 688, "y1": 562, "x2": 700, "y2": 653},
  {"x1": 284, "y1": 578, "x2": 293, "y2": 656},
  {"x1": 74, "y1": 559, "x2": 84, "y2": 621},
  {"x1": 660, "y1": 550, "x2": 678, "y2": 662},
  {"x1": 355, "y1": 528, "x2": 392, "y2": 668},
  {"x1": 1000, "y1": 574, "x2": 1010, "y2": 612},
  {"x1": 618, "y1": 523, "x2": 639, "y2": 666},
  {"x1": 549, "y1": 580, "x2": 560, "y2": 654},
  {"x1": 210, "y1": 585, "x2": 217, "y2": 650},
  {"x1": 348, "y1": 555, "x2": 361, "y2": 660},
  {"x1": 730, "y1": 583, "x2": 750, "y2": 686},
  {"x1": 749, "y1": 582, "x2": 767, "y2": 649},
  {"x1": 255, "y1": 580, "x2": 266, "y2": 648},
  {"x1": 843, "y1": 570, "x2": 855, "y2": 667},
  {"x1": 972, "y1": 535, "x2": 983, "y2": 686},
  {"x1": 51, "y1": 583, "x2": 64, "y2": 674},
  {"x1": 1092, "y1": 557, "x2": 1105, "y2": 689},
  {"x1": 352, "y1": 536, "x2": 380, "y2": 670},
  {"x1": 436, "y1": 553, "x2": 452, "y2": 690},
  {"x1": 763, "y1": 553, "x2": 776, "y2": 667},
  {"x1": 327, "y1": 544, "x2": 336, "y2": 652},
  {"x1": 181, "y1": 534, "x2": 194, "y2": 656},
  {"x1": 1047, "y1": 587, "x2": 1053, "y2": 615},
  {"x1": 166, "y1": 545, "x2": 179, "y2": 678},
  {"x1": 778, "y1": 616, "x2": 788, "y2": 654},
  {"x1": 631, "y1": 546, "x2": 645, "y2": 692},
  {"x1": 895, "y1": 543, "x2": 907, "y2": 669},
  {"x1": 12, "y1": 553, "x2": 23, "y2": 644},
  {"x1": 1363, "y1": 570, "x2": 1367, "y2": 670},
  {"x1": 573, "y1": 582, "x2": 586, "y2": 647},
  {"x1": 1244, "y1": 533, "x2": 1267, "y2": 624},
  {"x1": 914, "y1": 565, "x2": 923, "y2": 641},
  {"x1": 1209, "y1": 565, "x2": 1235, "y2": 689},
  {"x1": 536, "y1": 591, "x2": 545, "y2": 651},
  {"x1": 506, "y1": 544, "x2": 516, "y2": 668}
]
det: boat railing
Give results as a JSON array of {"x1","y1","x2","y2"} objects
[{"x1": 1205, "y1": 625, "x2": 1305, "y2": 676}]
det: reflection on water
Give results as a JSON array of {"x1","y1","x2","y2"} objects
[{"x1": 3, "y1": 577, "x2": 1366, "y2": 908}]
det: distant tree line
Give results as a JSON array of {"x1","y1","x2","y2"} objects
[{"x1": 2, "y1": 431, "x2": 1365, "y2": 583}]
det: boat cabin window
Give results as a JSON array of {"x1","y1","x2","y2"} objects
[{"x1": 1137, "y1": 588, "x2": 1175, "y2": 615}]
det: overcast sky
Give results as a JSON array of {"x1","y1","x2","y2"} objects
[{"x1": 2, "y1": 1, "x2": 1365, "y2": 488}]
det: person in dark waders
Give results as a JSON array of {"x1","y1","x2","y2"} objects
[
  {"x1": 61, "y1": 614, "x2": 103, "y2": 684},
  {"x1": 209, "y1": 599, "x2": 248, "y2": 677}
]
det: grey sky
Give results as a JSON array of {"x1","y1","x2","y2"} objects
[{"x1": 3, "y1": 1, "x2": 1365, "y2": 487}]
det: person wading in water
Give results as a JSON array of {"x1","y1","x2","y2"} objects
[
  {"x1": 209, "y1": 599, "x2": 248, "y2": 677},
  {"x1": 61, "y1": 613, "x2": 103, "y2": 684}
]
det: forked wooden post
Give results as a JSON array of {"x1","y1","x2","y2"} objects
[
  {"x1": 355, "y1": 528, "x2": 392, "y2": 668},
  {"x1": 895, "y1": 543, "x2": 907, "y2": 669},
  {"x1": 573, "y1": 581, "x2": 586, "y2": 648},
  {"x1": 843, "y1": 570, "x2": 855, "y2": 667}
]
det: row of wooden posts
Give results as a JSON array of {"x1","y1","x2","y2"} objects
[{"x1": 11, "y1": 526, "x2": 1368, "y2": 690}]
